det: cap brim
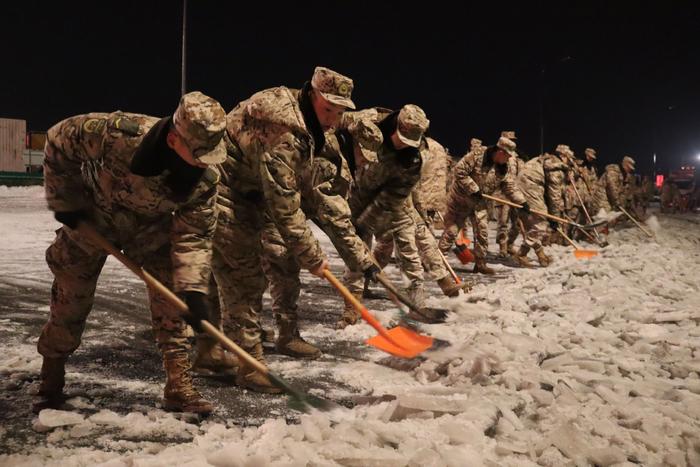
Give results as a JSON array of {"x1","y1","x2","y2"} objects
[
  {"x1": 396, "y1": 129, "x2": 421, "y2": 148},
  {"x1": 196, "y1": 139, "x2": 227, "y2": 165},
  {"x1": 321, "y1": 92, "x2": 356, "y2": 110},
  {"x1": 359, "y1": 146, "x2": 378, "y2": 162}
]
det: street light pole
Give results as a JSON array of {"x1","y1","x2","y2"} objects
[{"x1": 181, "y1": 0, "x2": 187, "y2": 96}]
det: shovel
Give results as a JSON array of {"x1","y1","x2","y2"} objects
[
  {"x1": 483, "y1": 194, "x2": 606, "y2": 230},
  {"x1": 619, "y1": 206, "x2": 654, "y2": 238},
  {"x1": 557, "y1": 227, "x2": 598, "y2": 259},
  {"x1": 323, "y1": 269, "x2": 434, "y2": 359},
  {"x1": 568, "y1": 173, "x2": 605, "y2": 246},
  {"x1": 77, "y1": 222, "x2": 337, "y2": 413}
]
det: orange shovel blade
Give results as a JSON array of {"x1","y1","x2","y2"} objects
[
  {"x1": 366, "y1": 326, "x2": 434, "y2": 358},
  {"x1": 574, "y1": 249, "x2": 598, "y2": 259}
]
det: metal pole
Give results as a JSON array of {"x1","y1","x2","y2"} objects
[{"x1": 181, "y1": 0, "x2": 187, "y2": 96}]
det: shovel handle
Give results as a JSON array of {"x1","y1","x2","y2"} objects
[
  {"x1": 619, "y1": 206, "x2": 654, "y2": 238},
  {"x1": 322, "y1": 269, "x2": 400, "y2": 346},
  {"x1": 76, "y1": 222, "x2": 270, "y2": 377},
  {"x1": 427, "y1": 215, "x2": 461, "y2": 285},
  {"x1": 557, "y1": 227, "x2": 581, "y2": 250},
  {"x1": 483, "y1": 193, "x2": 573, "y2": 226}
]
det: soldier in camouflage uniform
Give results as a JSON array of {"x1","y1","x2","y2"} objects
[
  {"x1": 340, "y1": 105, "x2": 429, "y2": 326},
  {"x1": 213, "y1": 67, "x2": 357, "y2": 391},
  {"x1": 495, "y1": 131, "x2": 528, "y2": 258},
  {"x1": 259, "y1": 121, "x2": 380, "y2": 357},
  {"x1": 600, "y1": 156, "x2": 636, "y2": 211},
  {"x1": 37, "y1": 92, "x2": 227, "y2": 414},
  {"x1": 371, "y1": 138, "x2": 463, "y2": 300},
  {"x1": 439, "y1": 136, "x2": 528, "y2": 274}
]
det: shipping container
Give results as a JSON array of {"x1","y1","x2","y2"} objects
[{"x1": 0, "y1": 118, "x2": 26, "y2": 172}]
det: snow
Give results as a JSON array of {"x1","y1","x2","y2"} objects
[{"x1": 1, "y1": 186, "x2": 700, "y2": 466}]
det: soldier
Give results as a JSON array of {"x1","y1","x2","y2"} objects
[
  {"x1": 340, "y1": 105, "x2": 430, "y2": 326},
  {"x1": 439, "y1": 135, "x2": 529, "y2": 275},
  {"x1": 259, "y1": 120, "x2": 380, "y2": 358},
  {"x1": 600, "y1": 155, "x2": 636, "y2": 211},
  {"x1": 213, "y1": 67, "x2": 356, "y2": 391},
  {"x1": 495, "y1": 131, "x2": 527, "y2": 258},
  {"x1": 371, "y1": 143, "x2": 464, "y2": 302},
  {"x1": 37, "y1": 92, "x2": 226, "y2": 414}
]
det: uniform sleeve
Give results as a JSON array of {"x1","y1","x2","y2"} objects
[
  {"x1": 453, "y1": 153, "x2": 481, "y2": 194},
  {"x1": 356, "y1": 159, "x2": 421, "y2": 233},
  {"x1": 260, "y1": 133, "x2": 325, "y2": 270},
  {"x1": 170, "y1": 177, "x2": 219, "y2": 293},
  {"x1": 500, "y1": 168, "x2": 527, "y2": 205},
  {"x1": 309, "y1": 157, "x2": 373, "y2": 271},
  {"x1": 43, "y1": 114, "x2": 110, "y2": 212}
]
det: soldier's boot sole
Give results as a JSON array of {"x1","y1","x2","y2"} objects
[
  {"x1": 162, "y1": 397, "x2": 214, "y2": 415},
  {"x1": 32, "y1": 393, "x2": 67, "y2": 414}
]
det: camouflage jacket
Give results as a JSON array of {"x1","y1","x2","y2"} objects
[
  {"x1": 348, "y1": 112, "x2": 423, "y2": 234},
  {"x1": 448, "y1": 146, "x2": 526, "y2": 205},
  {"x1": 518, "y1": 154, "x2": 568, "y2": 215},
  {"x1": 302, "y1": 132, "x2": 373, "y2": 271},
  {"x1": 44, "y1": 112, "x2": 219, "y2": 293},
  {"x1": 600, "y1": 164, "x2": 629, "y2": 208},
  {"x1": 222, "y1": 85, "x2": 326, "y2": 270}
]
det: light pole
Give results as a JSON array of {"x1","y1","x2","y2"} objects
[
  {"x1": 539, "y1": 56, "x2": 572, "y2": 155},
  {"x1": 181, "y1": 0, "x2": 187, "y2": 96}
]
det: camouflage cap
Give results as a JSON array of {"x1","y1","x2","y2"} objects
[
  {"x1": 470, "y1": 138, "x2": 483, "y2": 149},
  {"x1": 622, "y1": 155, "x2": 636, "y2": 169},
  {"x1": 348, "y1": 119, "x2": 383, "y2": 151},
  {"x1": 496, "y1": 136, "x2": 517, "y2": 157},
  {"x1": 173, "y1": 91, "x2": 227, "y2": 164},
  {"x1": 311, "y1": 66, "x2": 356, "y2": 110},
  {"x1": 555, "y1": 144, "x2": 574, "y2": 159},
  {"x1": 396, "y1": 104, "x2": 429, "y2": 148},
  {"x1": 500, "y1": 130, "x2": 517, "y2": 140},
  {"x1": 584, "y1": 147, "x2": 597, "y2": 159}
]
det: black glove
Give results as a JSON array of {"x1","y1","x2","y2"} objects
[
  {"x1": 179, "y1": 291, "x2": 210, "y2": 333},
  {"x1": 54, "y1": 210, "x2": 89, "y2": 229},
  {"x1": 363, "y1": 264, "x2": 381, "y2": 283},
  {"x1": 520, "y1": 202, "x2": 531, "y2": 214},
  {"x1": 549, "y1": 220, "x2": 559, "y2": 231},
  {"x1": 472, "y1": 190, "x2": 483, "y2": 200}
]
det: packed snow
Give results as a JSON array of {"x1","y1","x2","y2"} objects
[{"x1": 1, "y1": 185, "x2": 699, "y2": 466}]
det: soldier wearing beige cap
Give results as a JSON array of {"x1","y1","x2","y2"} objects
[
  {"x1": 209, "y1": 66, "x2": 357, "y2": 391},
  {"x1": 600, "y1": 155, "x2": 636, "y2": 211},
  {"x1": 341, "y1": 105, "x2": 431, "y2": 325},
  {"x1": 37, "y1": 91, "x2": 227, "y2": 415},
  {"x1": 439, "y1": 135, "x2": 528, "y2": 274}
]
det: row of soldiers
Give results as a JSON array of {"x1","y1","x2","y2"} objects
[{"x1": 34, "y1": 66, "x2": 638, "y2": 416}]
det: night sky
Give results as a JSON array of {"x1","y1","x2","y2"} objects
[{"x1": 2, "y1": 1, "x2": 699, "y2": 174}]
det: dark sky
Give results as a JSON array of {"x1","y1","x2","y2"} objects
[{"x1": 2, "y1": 1, "x2": 699, "y2": 174}]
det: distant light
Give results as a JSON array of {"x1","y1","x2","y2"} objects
[{"x1": 696, "y1": 154, "x2": 700, "y2": 161}]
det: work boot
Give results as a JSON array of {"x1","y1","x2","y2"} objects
[
  {"x1": 535, "y1": 247, "x2": 552, "y2": 267},
  {"x1": 336, "y1": 291, "x2": 362, "y2": 329},
  {"x1": 497, "y1": 241, "x2": 509, "y2": 258},
  {"x1": 511, "y1": 245, "x2": 534, "y2": 268},
  {"x1": 473, "y1": 257, "x2": 495, "y2": 275},
  {"x1": 437, "y1": 276, "x2": 461, "y2": 297},
  {"x1": 276, "y1": 319, "x2": 321, "y2": 359},
  {"x1": 192, "y1": 336, "x2": 238, "y2": 376},
  {"x1": 32, "y1": 356, "x2": 67, "y2": 413},
  {"x1": 407, "y1": 283, "x2": 426, "y2": 309},
  {"x1": 236, "y1": 342, "x2": 283, "y2": 394},
  {"x1": 163, "y1": 350, "x2": 214, "y2": 414}
]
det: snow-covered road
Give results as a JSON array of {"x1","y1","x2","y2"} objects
[{"x1": 1, "y1": 186, "x2": 699, "y2": 466}]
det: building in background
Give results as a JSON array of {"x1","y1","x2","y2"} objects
[{"x1": 0, "y1": 117, "x2": 44, "y2": 185}]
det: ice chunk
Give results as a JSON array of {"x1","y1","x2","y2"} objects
[{"x1": 37, "y1": 409, "x2": 85, "y2": 428}]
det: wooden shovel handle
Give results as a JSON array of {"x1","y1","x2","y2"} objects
[
  {"x1": 482, "y1": 193, "x2": 572, "y2": 226},
  {"x1": 619, "y1": 206, "x2": 654, "y2": 238},
  {"x1": 76, "y1": 222, "x2": 269, "y2": 376}
]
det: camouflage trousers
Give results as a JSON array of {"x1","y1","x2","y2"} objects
[
  {"x1": 518, "y1": 215, "x2": 547, "y2": 253},
  {"x1": 260, "y1": 218, "x2": 302, "y2": 328},
  {"x1": 38, "y1": 226, "x2": 190, "y2": 360},
  {"x1": 211, "y1": 192, "x2": 267, "y2": 350},
  {"x1": 496, "y1": 204, "x2": 521, "y2": 250},
  {"x1": 345, "y1": 213, "x2": 424, "y2": 303},
  {"x1": 373, "y1": 208, "x2": 449, "y2": 283},
  {"x1": 438, "y1": 197, "x2": 489, "y2": 259}
]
